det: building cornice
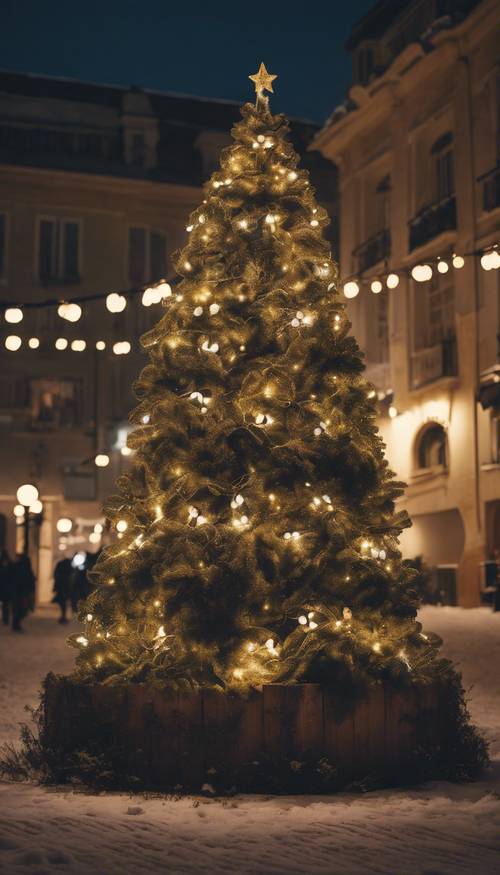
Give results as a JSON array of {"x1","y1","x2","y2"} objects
[
  {"x1": 312, "y1": 0, "x2": 499, "y2": 159},
  {"x1": 0, "y1": 163, "x2": 200, "y2": 204}
]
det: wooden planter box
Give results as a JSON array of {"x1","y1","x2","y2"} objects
[{"x1": 44, "y1": 676, "x2": 444, "y2": 791}]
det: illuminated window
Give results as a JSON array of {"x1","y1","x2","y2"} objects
[
  {"x1": 417, "y1": 423, "x2": 448, "y2": 470},
  {"x1": 29, "y1": 378, "x2": 83, "y2": 429}
]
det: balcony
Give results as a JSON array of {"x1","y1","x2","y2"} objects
[
  {"x1": 352, "y1": 229, "x2": 391, "y2": 273},
  {"x1": 408, "y1": 195, "x2": 456, "y2": 251},
  {"x1": 479, "y1": 164, "x2": 500, "y2": 213},
  {"x1": 410, "y1": 337, "x2": 458, "y2": 390}
]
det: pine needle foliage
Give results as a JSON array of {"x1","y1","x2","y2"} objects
[{"x1": 71, "y1": 94, "x2": 450, "y2": 693}]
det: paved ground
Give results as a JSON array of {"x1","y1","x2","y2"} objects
[{"x1": 0, "y1": 605, "x2": 499, "y2": 875}]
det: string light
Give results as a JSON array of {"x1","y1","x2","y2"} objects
[
  {"x1": 71, "y1": 339, "x2": 86, "y2": 352},
  {"x1": 5, "y1": 335, "x2": 21, "y2": 351},
  {"x1": 370, "y1": 279, "x2": 383, "y2": 294},
  {"x1": 343, "y1": 280, "x2": 360, "y2": 299},
  {"x1": 386, "y1": 273, "x2": 399, "y2": 289},
  {"x1": 4, "y1": 307, "x2": 23, "y2": 324},
  {"x1": 96, "y1": 340, "x2": 106, "y2": 350},
  {"x1": 116, "y1": 520, "x2": 128, "y2": 532},
  {"x1": 28, "y1": 337, "x2": 40, "y2": 349},
  {"x1": 106, "y1": 292, "x2": 127, "y2": 313},
  {"x1": 452, "y1": 254, "x2": 465, "y2": 269},
  {"x1": 113, "y1": 341, "x2": 131, "y2": 355},
  {"x1": 95, "y1": 453, "x2": 110, "y2": 467},
  {"x1": 58, "y1": 302, "x2": 82, "y2": 322},
  {"x1": 56, "y1": 518, "x2": 72, "y2": 533},
  {"x1": 55, "y1": 338, "x2": 68, "y2": 350},
  {"x1": 411, "y1": 264, "x2": 432, "y2": 282},
  {"x1": 437, "y1": 259, "x2": 449, "y2": 274}
]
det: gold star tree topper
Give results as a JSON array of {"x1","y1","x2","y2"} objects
[{"x1": 249, "y1": 62, "x2": 277, "y2": 96}]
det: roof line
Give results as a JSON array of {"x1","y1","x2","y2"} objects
[{"x1": 0, "y1": 67, "x2": 318, "y2": 127}]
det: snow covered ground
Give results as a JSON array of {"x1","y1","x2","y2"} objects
[{"x1": 0, "y1": 605, "x2": 499, "y2": 875}]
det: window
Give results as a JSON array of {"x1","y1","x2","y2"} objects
[
  {"x1": 375, "y1": 292, "x2": 389, "y2": 361},
  {"x1": 414, "y1": 271, "x2": 455, "y2": 350},
  {"x1": 375, "y1": 175, "x2": 391, "y2": 232},
  {"x1": 128, "y1": 226, "x2": 167, "y2": 285},
  {"x1": 0, "y1": 213, "x2": 6, "y2": 279},
  {"x1": 63, "y1": 460, "x2": 96, "y2": 501},
  {"x1": 37, "y1": 218, "x2": 81, "y2": 282},
  {"x1": 131, "y1": 133, "x2": 146, "y2": 167},
  {"x1": 417, "y1": 424, "x2": 448, "y2": 470},
  {"x1": 431, "y1": 133, "x2": 454, "y2": 201},
  {"x1": 355, "y1": 45, "x2": 374, "y2": 86},
  {"x1": 29, "y1": 378, "x2": 83, "y2": 429}
]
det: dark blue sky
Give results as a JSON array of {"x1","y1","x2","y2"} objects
[{"x1": 1, "y1": 0, "x2": 375, "y2": 123}]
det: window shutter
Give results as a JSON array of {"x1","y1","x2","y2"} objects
[
  {"x1": 0, "y1": 214, "x2": 5, "y2": 277},
  {"x1": 63, "y1": 221, "x2": 80, "y2": 278},
  {"x1": 128, "y1": 227, "x2": 146, "y2": 284},
  {"x1": 150, "y1": 230, "x2": 167, "y2": 281},
  {"x1": 39, "y1": 219, "x2": 55, "y2": 279}
]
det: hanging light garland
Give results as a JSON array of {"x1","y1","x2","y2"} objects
[
  {"x1": 340, "y1": 243, "x2": 499, "y2": 299},
  {"x1": 1, "y1": 243, "x2": 498, "y2": 355}
]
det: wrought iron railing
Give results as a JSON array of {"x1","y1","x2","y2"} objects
[
  {"x1": 408, "y1": 195, "x2": 456, "y2": 251},
  {"x1": 352, "y1": 229, "x2": 391, "y2": 273},
  {"x1": 410, "y1": 336, "x2": 457, "y2": 389}
]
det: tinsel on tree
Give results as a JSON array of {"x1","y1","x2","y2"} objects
[{"x1": 71, "y1": 65, "x2": 445, "y2": 691}]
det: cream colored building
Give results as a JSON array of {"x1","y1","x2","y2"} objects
[
  {"x1": 314, "y1": 0, "x2": 500, "y2": 606},
  {"x1": 0, "y1": 71, "x2": 337, "y2": 603}
]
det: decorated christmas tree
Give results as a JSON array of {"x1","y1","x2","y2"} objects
[{"x1": 71, "y1": 64, "x2": 446, "y2": 694}]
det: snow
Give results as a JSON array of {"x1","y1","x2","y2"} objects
[{"x1": 0, "y1": 605, "x2": 499, "y2": 875}]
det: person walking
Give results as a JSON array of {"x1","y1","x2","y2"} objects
[
  {"x1": 52, "y1": 557, "x2": 73, "y2": 623},
  {"x1": 0, "y1": 548, "x2": 13, "y2": 626},
  {"x1": 11, "y1": 553, "x2": 35, "y2": 632}
]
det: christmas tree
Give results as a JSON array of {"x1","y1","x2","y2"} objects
[{"x1": 71, "y1": 65, "x2": 445, "y2": 693}]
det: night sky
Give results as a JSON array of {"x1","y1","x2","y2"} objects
[{"x1": 1, "y1": 0, "x2": 375, "y2": 123}]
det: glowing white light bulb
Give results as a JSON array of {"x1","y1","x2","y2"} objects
[
  {"x1": 28, "y1": 337, "x2": 40, "y2": 349},
  {"x1": 96, "y1": 340, "x2": 106, "y2": 350},
  {"x1": 116, "y1": 519, "x2": 128, "y2": 532},
  {"x1": 298, "y1": 615, "x2": 308, "y2": 625},
  {"x1": 106, "y1": 292, "x2": 126, "y2": 313},
  {"x1": 5, "y1": 335, "x2": 21, "y2": 351},
  {"x1": 58, "y1": 302, "x2": 82, "y2": 322},
  {"x1": 411, "y1": 264, "x2": 432, "y2": 282},
  {"x1": 5, "y1": 307, "x2": 23, "y2": 324},
  {"x1": 71, "y1": 339, "x2": 86, "y2": 351},
  {"x1": 29, "y1": 499, "x2": 43, "y2": 514},
  {"x1": 95, "y1": 453, "x2": 110, "y2": 468},
  {"x1": 437, "y1": 260, "x2": 449, "y2": 274},
  {"x1": 388, "y1": 405, "x2": 398, "y2": 419},
  {"x1": 121, "y1": 445, "x2": 132, "y2": 456},
  {"x1": 55, "y1": 338, "x2": 68, "y2": 350},
  {"x1": 13, "y1": 505, "x2": 25, "y2": 518},
  {"x1": 452, "y1": 254, "x2": 465, "y2": 269},
  {"x1": 343, "y1": 281, "x2": 359, "y2": 299},
  {"x1": 193, "y1": 306, "x2": 203, "y2": 317},
  {"x1": 371, "y1": 279, "x2": 383, "y2": 294},
  {"x1": 386, "y1": 273, "x2": 399, "y2": 289},
  {"x1": 113, "y1": 341, "x2": 131, "y2": 355},
  {"x1": 209, "y1": 303, "x2": 220, "y2": 315}
]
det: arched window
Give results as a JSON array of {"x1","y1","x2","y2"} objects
[{"x1": 416, "y1": 423, "x2": 448, "y2": 470}]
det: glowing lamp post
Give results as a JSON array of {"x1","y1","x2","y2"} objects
[{"x1": 16, "y1": 483, "x2": 39, "y2": 554}]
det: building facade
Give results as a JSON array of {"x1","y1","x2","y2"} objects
[
  {"x1": 0, "y1": 70, "x2": 337, "y2": 603},
  {"x1": 314, "y1": 0, "x2": 500, "y2": 606}
]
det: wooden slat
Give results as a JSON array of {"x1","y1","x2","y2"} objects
[
  {"x1": 291, "y1": 684, "x2": 323, "y2": 758},
  {"x1": 150, "y1": 688, "x2": 180, "y2": 786},
  {"x1": 176, "y1": 691, "x2": 204, "y2": 789},
  {"x1": 323, "y1": 690, "x2": 355, "y2": 777},
  {"x1": 263, "y1": 684, "x2": 288, "y2": 759}
]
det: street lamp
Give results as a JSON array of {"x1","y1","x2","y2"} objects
[{"x1": 16, "y1": 483, "x2": 39, "y2": 554}]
